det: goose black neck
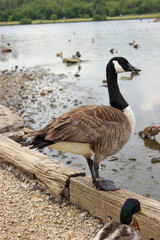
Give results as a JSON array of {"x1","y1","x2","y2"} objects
[{"x1": 107, "y1": 70, "x2": 129, "y2": 111}]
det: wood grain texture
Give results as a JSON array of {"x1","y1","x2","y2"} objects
[
  {"x1": 0, "y1": 137, "x2": 85, "y2": 200},
  {"x1": 70, "y1": 176, "x2": 160, "y2": 240}
]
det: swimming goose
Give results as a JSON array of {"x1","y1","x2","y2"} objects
[
  {"x1": 93, "y1": 198, "x2": 146, "y2": 240},
  {"x1": 129, "y1": 40, "x2": 135, "y2": 46},
  {"x1": 23, "y1": 57, "x2": 141, "y2": 191},
  {"x1": 72, "y1": 51, "x2": 81, "y2": 59}
]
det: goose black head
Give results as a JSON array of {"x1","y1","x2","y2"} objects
[
  {"x1": 120, "y1": 198, "x2": 146, "y2": 225},
  {"x1": 107, "y1": 57, "x2": 141, "y2": 74}
]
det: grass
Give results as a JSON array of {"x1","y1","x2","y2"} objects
[
  {"x1": 0, "y1": 13, "x2": 159, "y2": 26},
  {"x1": 107, "y1": 13, "x2": 160, "y2": 20}
]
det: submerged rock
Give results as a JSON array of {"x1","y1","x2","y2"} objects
[{"x1": 151, "y1": 157, "x2": 160, "y2": 164}]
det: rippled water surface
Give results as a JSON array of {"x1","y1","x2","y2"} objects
[{"x1": 0, "y1": 19, "x2": 160, "y2": 200}]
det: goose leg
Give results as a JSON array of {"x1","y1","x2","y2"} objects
[
  {"x1": 94, "y1": 162, "x2": 119, "y2": 191},
  {"x1": 86, "y1": 158, "x2": 96, "y2": 185}
]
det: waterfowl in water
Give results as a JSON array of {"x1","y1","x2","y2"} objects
[
  {"x1": 56, "y1": 52, "x2": 63, "y2": 59},
  {"x1": 1, "y1": 35, "x2": 12, "y2": 52},
  {"x1": 138, "y1": 126, "x2": 160, "y2": 138},
  {"x1": 109, "y1": 48, "x2": 118, "y2": 54},
  {"x1": 93, "y1": 198, "x2": 146, "y2": 240},
  {"x1": 134, "y1": 44, "x2": 140, "y2": 49},
  {"x1": 129, "y1": 41, "x2": 140, "y2": 49},
  {"x1": 23, "y1": 57, "x2": 141, "y2": 191},
  {"x1": 1, "y1": 43, "x2": 12, "y2": 53},
  {"x1": 72, "y1": 51, "x2": 81, "y2": 59},
  {"x1": 129, "y1": 40, "x2": 135, "y2": 46}
]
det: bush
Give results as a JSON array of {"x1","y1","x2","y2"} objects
[
  {"x1": 83, "y1": 14, "x2": 90, "y2": 18},
  {"x1": 50, "y1": 14, "x2": 57, "y2": 20},
  {"x1": 93, "y1": 14, "x2": 106, "y2": 21},
  {"x1": 20, "y1": 18, "x2": 32, "y2": 25}
]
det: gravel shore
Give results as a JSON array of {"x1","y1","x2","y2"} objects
[{"x1": 0, "y1": 162, "x2": 103, "y2": 240}]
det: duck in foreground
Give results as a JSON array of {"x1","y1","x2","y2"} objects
[
  {"x1": 93, "y1": 198, "x2": 146, "y2": 240},
  {"x1": 23, "y1": 57, "x2": 141, "y2": 191}
]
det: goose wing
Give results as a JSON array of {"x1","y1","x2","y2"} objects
[{"x1": 24, "y1": 105, "x2": 129, "y2": 147}]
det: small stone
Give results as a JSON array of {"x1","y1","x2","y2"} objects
[
  {"x1": 47, "y1": 89, "x2": 52, "y2": 93},
  {"x1": 128, "y1": 158, "x2": 136, "y2": 161},
  {"x1": 40, "y1": 91, "x2": 45, "y2": 96},
  {"x1": 112, "y1": 168, "x2": 118, "y2": 172},
  {"x1": 66, "y1": 160, "x2": 72, "y2": 165},
  {"x1": 108, "y1": 157, "x2": 118, "y2": 161},
  {"x1": 100, "y1": 164, "x2": 106, "y2": 170},
  {"x1": 148, "y1": 153, "x2": 155, "y2": 157},
  {"x1": 151, "y1": 157, "x2": 160, "y2": 164},
  {"x1": 80, "y1": 212, "x2": 87, "y2": 218}
]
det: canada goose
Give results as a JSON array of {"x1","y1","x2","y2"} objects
[
  {"x1": 23, "y1": 57, "x2": 141, "y2": 191},
  {"x1": 93, "y1": 198, "x2": 146, "y2": 240},
  {"x1": 129, "y1": 40, "x2": 135, "y2": 46},
  {"x1": 134, "y1": 44, "x2": 140, "y2": 49},
  {"x1": 1, "y1": 35, "x2": 12, "y2": 53},
  {"x1": 72, "y1": 51, "x2": 81, "y2": 59},
  {"x1": 109, "y1": 48, "x2": 114, "y2": 54},
  {"x1": 109, "y1": 48, "x2": 118, "y2": 54},
  {"x1": 138, "y1": 126, "x2": 160, "y2": 138}
]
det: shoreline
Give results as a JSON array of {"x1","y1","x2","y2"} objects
[{"x1": 0, "y1": 13, "x2": 159, "y2": 26}]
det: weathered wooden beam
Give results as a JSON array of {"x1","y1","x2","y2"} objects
[
  {"x1": 70, "y1": 176, "x2": 160, "y2": 240},
  {"x1": 0, "y1": 137, "x2": 85, "y2": 200}
]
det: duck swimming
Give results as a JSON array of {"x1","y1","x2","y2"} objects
[
  {"x1": 23, "y1": 57, "x2": 141, "y2": 191},
  {"x1": 138, "y1": 126, "x2": 160, "y2": 138},
  {"x1": 93, "y1": 198, "x2": 146, "y2": 240}
]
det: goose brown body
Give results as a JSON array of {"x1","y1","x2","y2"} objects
[{"x1": 24, "y1": 105, "x2": 132, "y2": 162}]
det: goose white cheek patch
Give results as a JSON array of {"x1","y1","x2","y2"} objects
[{"x1": 113, "y1": 60, "x2": 125, "y2": 73}]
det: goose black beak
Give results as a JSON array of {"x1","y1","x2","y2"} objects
[{"x1": 128, "y1": 63, "x2": 141, "y2": 72}]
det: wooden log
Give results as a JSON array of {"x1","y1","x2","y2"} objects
[
  {"x1": 70, "y1": 176, "x2": 160, "y2": 240},
  {"x1": 0, "y1": 137, "x2": 85, "y2": 201}
]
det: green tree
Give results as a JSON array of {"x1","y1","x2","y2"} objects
[
  {"x1": 0, "y1": 0, "x2": 160, "y2": 22},
  {"x1": 50, "y1": 14, "x2": 57, "y2": 20}
]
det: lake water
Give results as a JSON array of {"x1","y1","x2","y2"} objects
[{"x1": 0, "y1": 19, "x2": 160, "y2": 201}]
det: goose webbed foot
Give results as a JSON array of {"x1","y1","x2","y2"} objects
[
  {"x1": 95, "y1": 178, "x2": 119, "y2": 191},
  {"x1": 86, "y1": 158, "x2": 119, "y2": 191}
]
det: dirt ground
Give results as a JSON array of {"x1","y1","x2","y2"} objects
[{"x1": 0, "y1": 161, "x2": 103, "y2": 240}]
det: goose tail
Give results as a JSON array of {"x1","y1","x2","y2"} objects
[{"x1": 22, "y1": 128, "x2": 52, "y2": 149}]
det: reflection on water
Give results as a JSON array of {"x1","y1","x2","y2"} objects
[
  {"x1": 141, "y1": 137, "x2": 160, "y2": 151},
  {"x1": 0, "y1": 19, "x2": 160, "y2": 200}
]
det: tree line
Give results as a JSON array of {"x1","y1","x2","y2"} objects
[{"x1": 0, "y1": 0, "x2": 160, "y2": 22}]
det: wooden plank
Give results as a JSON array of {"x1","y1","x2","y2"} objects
[
  {"x1": 70, "y1": 176, "x2": 160, "y2": 240},
  {"x1": 0, "y1": 137, "x2": 85, "y2": 200}
]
